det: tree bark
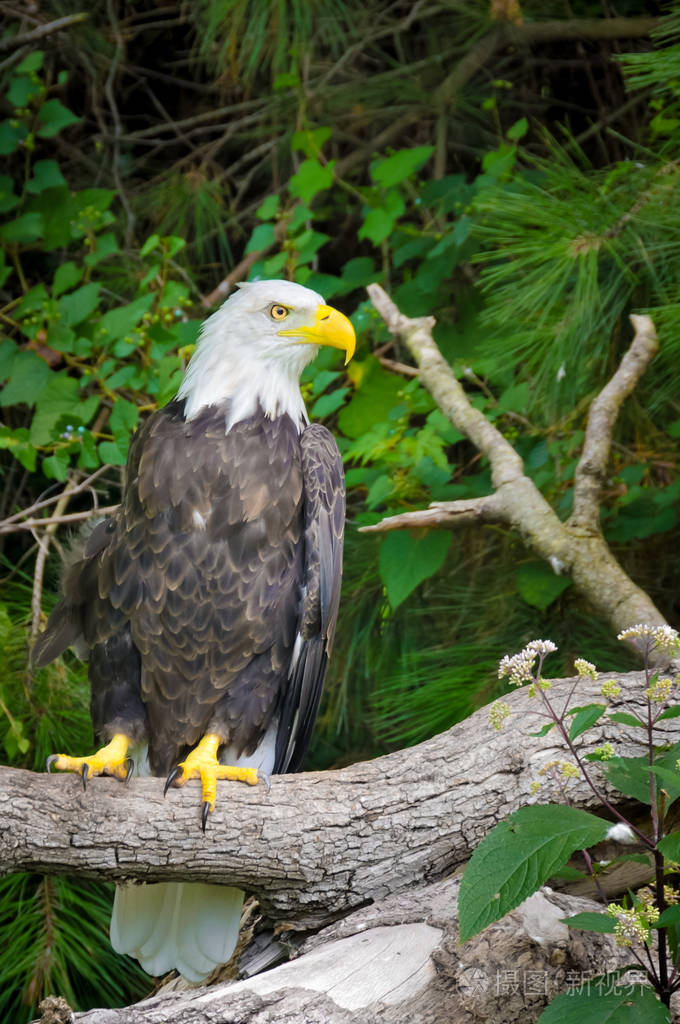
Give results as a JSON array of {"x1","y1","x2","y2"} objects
[
  {"x1": 20, "y1": 667, "x2": 673, "y2": 1022},
  {"x1": 363, "y1": 287, "x2": 666, "y2": 641}
]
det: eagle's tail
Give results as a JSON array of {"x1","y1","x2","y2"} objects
[{"x1": 110, "y1": 880, "x2": 244, "y2": 982}]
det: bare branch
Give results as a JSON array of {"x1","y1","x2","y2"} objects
[
  {"x1": 570, "y1": 314, "x2": 658, "y2": 534},
  {"x1": 0, "y1": 12, "x2": 88, "y2": 52},
  {"x1": 365, "y1": 286, "x2": 667, "y2": 638},
  {"x1": 360, "y1": 495, "x2": 503, "y2": 534}
]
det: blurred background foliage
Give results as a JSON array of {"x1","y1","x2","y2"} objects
[{"x1": 1, "y1": 0, "x2": 679, "y2": 1017}]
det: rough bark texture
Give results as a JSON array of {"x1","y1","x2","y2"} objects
[
  {"x1": 363, "y1": 287, "x2": 665, "y2": 640},
  {"x1": 5, "y1": 670, "x2": 673, "y2": 927},
  {"x1": 11, "y1": 668, "x2": 679, "y2": 1021}
]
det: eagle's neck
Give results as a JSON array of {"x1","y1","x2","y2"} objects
[{"x1": 176, "y1": 325, "x2": 310, "y2": 431}]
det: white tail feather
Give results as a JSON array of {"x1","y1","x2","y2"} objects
[
  {"x1": 111, "y1": 882, "x2": 244, "y2": 982},
  {"x1": 111, "y1": 732, "x2": 277, "y2": 981}
]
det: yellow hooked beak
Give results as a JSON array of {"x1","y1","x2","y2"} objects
[{"x1": 278, "y1": 303, "x2": 356, "y2": 365}]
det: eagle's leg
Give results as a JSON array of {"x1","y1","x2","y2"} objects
[
  {"x1": 166, "y1": 733, "x2": 261, "y2": 830},
  {"x1": 46, "y1": 733, "x2": 133, "y2": 789}
]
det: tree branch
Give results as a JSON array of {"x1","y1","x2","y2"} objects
[
  {"x1": 3, "y1": 671, "x2": 675, "y2": 930},
  {"x1": 363, "y1": 286, "x2": 667, "y2": 639},
  {"x1": 570, "y1": 314, "x2": 658, "y2": 533},
  {"x1": 0, "y1": 12, "x2": 89, "y2": 52}
]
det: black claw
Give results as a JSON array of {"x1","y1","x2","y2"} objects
[
  {"x1": 201, "y1": 801, "x2": 211, "y2": 832},
  {"x1": 81, "y1": 763, "x2": 89, "y2": 791},
  {"x1": 164, "y1": 765, "x2": 182, "y2": 797},
  {"x1": 46, "y1": 754, "x2": 58, "y2": 773},
  {"x1": 259, "y1": 772, "x2": 271, "y2": 795},
  {"x1": 124, "y1": 758, "x2": 135, "y2": 784}
]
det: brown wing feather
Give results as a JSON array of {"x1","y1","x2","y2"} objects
[{"x1": 274, "y1": 423, "x2": 345, "y2": 774}]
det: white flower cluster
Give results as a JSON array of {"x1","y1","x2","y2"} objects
[
  {"x1": 617, "y1": 623, "x2": 680, "y2": 654},
  {"x1": 498, "y1": 640, "x2": 558, "y2": 686},
  {"x1": 574, "y1": 658, "x2": 597, "y2": 680}
]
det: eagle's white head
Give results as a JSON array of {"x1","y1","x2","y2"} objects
[{"x1": 177, "y1": 279, "x2": 355, "y2": 428}]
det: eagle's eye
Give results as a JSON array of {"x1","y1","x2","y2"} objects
[{"x1": 269, "y1": 304, "x2": 289, "y2": 321}]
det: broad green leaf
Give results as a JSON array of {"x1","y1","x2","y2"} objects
[
  {"x1": 37, "y1": 98, "x2": 79, "y2": 137},
  {"x1": 140, "y1": 233, "x2": 160, "y2": 257},
  {"x1": 458, "y1": 804, "x2": 609, "y2": 942},
  {"x1": 507, "y1": 117, "x2": 529, "y2": 141},
  {"x1": 369, "y1": 146, "x2": 434, "y2": 188},
  {"x1": 291, "y1": 126, "x2": 331, "y2": 156},
  {"x1": 657, "y1": 830, "x2": 680, "y2": 861},
  {"x1": 52, "y1": 261, "x2": 83, "y2": 298},
  {"x1": 98, "y1": 294, "x2": 154, "y2": 341},
  {"x1": 0, "y1": 351, "x2": 50, "y2": 406},
  {"x1": 516, "y1": 561, "x2": 571, "y2": 611},
  {"x1": 568, "y1": 703, "x2": 607, "y2": 741},
  {"x1": 604, "y1": 756, "x2": 652, "y2": 805},
  {"x1": 58, "y1": 283, "x2": 100, "y2": 327},
  {"x1": 561, "y1": 912, "x2": 616, "y2": 933},
  {"x1": 379, "y1": 530, "x2": 451, "y2": 609},
  {"x1": 656, "y1": 904, "x2": 680, "y2": 927},
  {"x1": 608, "y1": 712, "x2": 646, "y2": 729},
  {"x1": 0, "y1": 212, "x2": 43, "y2": 243},
  {"x1": 648, "y1": 764, "x2": 680, "y2": 799},
  {"x1": 0, "y1": 119, "x2": 26, "y2": 155},
  {"x1": 311, "y1": 389, "x2": 349, "y2": 419},
  {"x1": 110, "y1": 399, "x2": 139, "y2": 441},
  {"x1": 26, "y1": 159, "x2": 67, "y2": 194},
  {"x1": 245, "y1": 223, "x2": 276, "y2": 254},
  {"x1": 537, "y1": 985, "x2": 669, "y2": 1023},
  {"x1": 98, "y1": 440, "x2": 128, "y2": 466},
  {"x1": 658, "y1": 706, "x2": 680, "y2": 721},
  {"x1": 0, "y1": 175, "x2": 18, "y2": 214},
  {"x1": 358, "y1": 208, "x2": 394, "y2": 246},
  {"x1": 85, "y1": 231, "x2": 117, "y2": 267},
  {"x1": 337, "y1": 357, "x2": 404, "y2": 439},
  {"x1": 42, "y1": 450, "x2": 71, "y2": 481},
  {"x1": 256, "y1": 194, "x2": 279, "y2": 220},
  {"x1": 16, "y1": 51, "x2": 44, "y2": 73},
  {"x1": 289, "y1": 159, "x2": 335, "y2": 203}
]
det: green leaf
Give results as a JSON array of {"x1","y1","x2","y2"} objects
[
  {"x1": 561, "y1": 912, "x2": 616, "y2": 933},
  {"x1": 98, "y1": 294, "x2": 154, "y2": 341},
  {"x1": 257, "y1": 194, "x2": 279, "y2": 220},
  {"x1": 658, "y1": 706, "x2": 680, "y2": 721},
  {"x1": 16, "y1": 51, "x2": 44, "y2": 73},
  {"x1": 337, "y1": 358, "x2": 404, "y2": 439},
  {"x1": 516, "y1": 562, "x2": 572, "y2": 611},
  {"x1": 358, "y1": 207, "x2": 395, "y2": 246},
  {"x1": 608, "y1": 712, "x2": 646, "y2": 729},
  {"x1": 29, "y1": 374, "x2": 81, "y2": 445},
  {"x1": 139, "y1": 233, "x2": 160, "y2": 257},
  {"x1": 567, "y1": 704, "x2": 607, "y2": 742},
  {"x1": 0, "y1": 351, "x2": 50, "y2": 406},
  {"x1": 537, "y1": 985, "x2": 669, "y2": 1023},
  {"x1": 36, "y1": 98, "x2": 79, "y2": 137},
  {"x1": 0, "y1": 175, "x2": 18, "y2": 214},
  {"x1": 311, "y1": 389, "x2": 349, "y2": 419},
  {"x1": 109, "y1": 399, "x2": 139, "y2": 442},
  {"x1": 458, "y1": 804, "x2": 609, "y2": 943},
  {"x1": 26, "y1": 159, "x2": 67, "y2": 194},
  {"x1": 370, "y1": 146, "x2": 434, "y2": 189},
  {"x1": 52, "y1": 261, "x2": 83, "y2": 298},
  {"x1": 0, "y1": 212, "x2": 43, "y2": 243},
  {"x1": 507, "y1": 117, "x2": 529, "y2": 141},
  {"x1": 528, "y1": 722, "x2": 556, "y2": 738},
  {"x1": 604, "y1": 756, "x2": 653, "y2": 805},
  {"x1": 289, "y1": 159, "x2": 335, "y2": 203},
  {"x1": 379, "y1": 530, "x2": 452, "y2": 609},
  {"x1": 0, "y1": 119, "x2": 25, "y2": 156},
  {"x1": 98, "y1": 440, "x2": 128, "y2": 466},
  {"x1": 245, "y1": 222, "x2": 276, "y2": 254},
  {"x1": 658, "y1": 831, "x2": 680, "y2": 862},
  {"x1": 648, "y1": 764, "x2": 680, "y2": 798},
  {"x1": 42, "y1": 450, "x2": 71, "y2": 481},
  {"x1": 656, "y1": 904, "x2": 680, "y2": 927},
  {"x1": 57, "y1": 282, "x2": 100, "y2": 327}
]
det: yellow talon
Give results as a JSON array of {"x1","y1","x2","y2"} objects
[
  {"x1": 46, "y1": 733, "x2": 132, "y2": 784},
  {"x1": 172, "y1": 733, "x2": 260, "y2": 820}
]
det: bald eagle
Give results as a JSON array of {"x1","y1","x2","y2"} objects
[{"x1": 33, "y1": 280, "x2": 355, "y2": 981}]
